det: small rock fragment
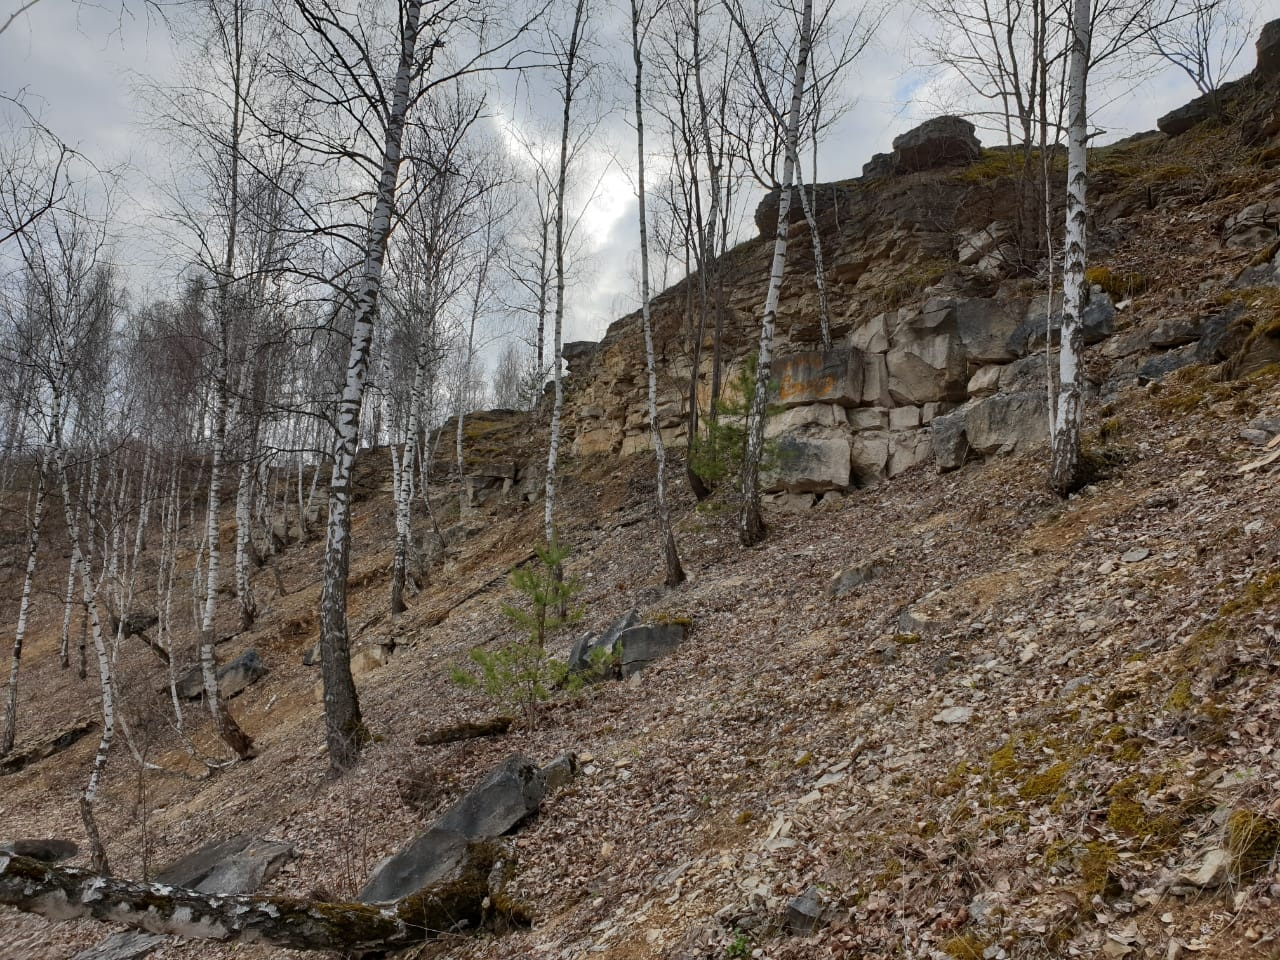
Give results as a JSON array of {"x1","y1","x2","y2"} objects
[
  {"x1": 933, "y1": 706, "x2": 974, "y2": 724},
  {"x1": 1178, "y1": 848, "x2": 1232, "y2": 889}
]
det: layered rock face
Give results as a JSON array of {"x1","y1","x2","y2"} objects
[
  {"x1": 564, "y1": 114, "x2": 1072, "y2": 495},
  {"x1": 560, "y1": 67, "x2": 1280, "y2": 497}
]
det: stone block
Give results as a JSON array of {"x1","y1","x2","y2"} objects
[
  {"x1": 771, "y1": 348, "x2": 865, "y2": 408},
  {"x1": 618, "y1": 622, "x2": 688, "y2": 676},
  {"x1": 848, "y1": 407, "x2": 888, "y2": 432},
  {"x1": 764, "y1": 428, "x2": 852, "y2": 493},
  {"x1": 965, "y1": 391, "x2": 1047, "y2": 455},
  {"x1": 886, "y1": 333, "x2": 968, "y2": 405}
]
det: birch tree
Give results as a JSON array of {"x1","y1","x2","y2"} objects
[
  {"x1": 280, "y1": 0, "x2": 541, "y2": 772},
  {"x1": 0, "y1": 450, "x2": 46, "y2": 757},
  {"x1": 730, "y1": 0, "x2": 813, "y2": 545},
  {"x1": 383, "y1": 92, "x2": 493, "y2": 613},
  {"x1": 630, "y1": 0, "x2": 685, "y2": 587},
  {"x1": 1049, "y1": 0, "x2": 1156, "y2": 493},
  {"x1": 544, "y1": 0, "x2": 592, "y2": 553}
]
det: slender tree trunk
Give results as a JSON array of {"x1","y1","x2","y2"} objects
[
  {"x1": 319, "y1": 0, "x2": 424, "y2": 775},
  {"x1": 685, "y1": 0, "x2": 719, "y2": 501},
  {"x1": 1051, "y1": 0, "x2": 1090, "y2": 496},
  {"x1": 536, "y1": 217, "x2": 550, "y2": 379},
  {"x1": 1, "y1": 453, "x2": 48, "y2": 757},
  {"x1": 199, "y1": 361, "x2": 255, "y2": 760},
  {"x1": 391, "y1": 344, "x2": 429, "y2": 616},
  {"x1": 790, "y1": 163, "x2": 831, "y2": 349},
  {"x1": 47, "y1": 384, "x2": 112, "y2": 874},
  {"x1": 158, "y1": 461, "x2": 186, "y2": 736},
  {"x1": 234, "y1": 452, "x2": 257, "y2": 629},
  {"x1": 196, "y1": 0, "x2": 255, "y2": 760},
  {"x1": 631, "y1": 0, "x2": 685, "y2": 587},
  {"x1": 545, "y1": 0, "x2": 588, "y2": 550},
  {"x1": 739, "y1": 0, "x2": 812, "y2": 546},
  {"x1": 457, "y1": 254, "x2": 487, "y2": 507}
]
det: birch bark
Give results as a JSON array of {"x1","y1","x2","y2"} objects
[
  {"x1": 1051, "y1": 0, "x2": 1091, "y2": 495},
  {"x1": 738, "y1": 0, "x2": 812, "y2": 545},
  {"x1": 545, "y1": 0, "x2": 589, "y2": 549},
  {"x1": 317, "y1": 0, "x2": 424, "y2": 774},
  {"x1": 1, "y1": 451, "x2": 47, "y2": 756},
  {"x1": 631, "y1": 0, "x2": 685, "y2": 587}
]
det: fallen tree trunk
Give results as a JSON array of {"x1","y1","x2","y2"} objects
[
  {"x1": 415, "y1": 716, "x2": 513, "y2": 746},
  {"x1": 0, "y1": 841, "x2": 505, "y2": 955}
]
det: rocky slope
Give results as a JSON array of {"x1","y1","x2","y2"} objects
[{"x1": 1, "y1": 25, "x2": 1279, "y2": 960}]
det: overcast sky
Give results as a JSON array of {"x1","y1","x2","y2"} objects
[{"x1": 2, "y1": 0, "x2": 1275, "y2": 359}]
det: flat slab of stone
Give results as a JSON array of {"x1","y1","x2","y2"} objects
[
  {"x1": 191, "y1": 839, "x2": 295, "y2": 895},
  {"x1": 74, "y1": 932, "x2": 165, "y2": 960},
  {"x1": 772, "y1": 349, "x2": 864, "y2": 408},
  {"x1": 0, "y1": 838, "x2": 78, "y2": 862},
  {"x1": 361, "y1": 754, "x2": 544, "y2": 904},
  {"x1": 175, "y1": 649, "x2": 268, "y2": 700},
  {"x1": 618, "y1": 623, "x2": 688, "y2": 677},
  {"x1": 568, "y1": 608, "x2": 639, "y2": 675}
]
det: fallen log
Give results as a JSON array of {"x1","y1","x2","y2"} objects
[
  {"x1": 415, "y1": 716, "x2": 514, "y2": 746},
  {"x1": 0, "y1": 841, "x2": 508, "y2": 955}
]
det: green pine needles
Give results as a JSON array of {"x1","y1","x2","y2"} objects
[
  {"x1": 688, "y1": 353, "x2": 785, "y2": 498},
  {"x1": 450, "y1": 540, "x2": 584, "y2": 726}
]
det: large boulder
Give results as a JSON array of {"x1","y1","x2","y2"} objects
[
  {"x1": 753, "y1": 184, "x2": 851, "y2": 235},
  {"x1": 1223, "y1": 199, "x2": 1280, "y2": 249},
  {"x1": 361, "y1": 754, "x2": 544, "y2": 904},
  {"x1": 771, "y1": 349, "x2": 865, "y2": 408},
  {"x1": 922, "y1": 297, "x2": 1021, "y2": 363},
  {"x1": 964, "y1": 391, "x2": 1047, "y2": 455},
  {"x1": 764, "y1": 403, "x2": 846, "y2": 439},
  {"x1": 75, "y1": 835, "x2": 295, "y2": 960},
  {"x1": 888, "y1": 430, "x2": 934, "y2": 476},
  {"x1": 861, "y1": 152, "x2": 895, "y2": 180},
  {"x1": 561, "y1": 340, "x2": 598, "y2": 379},
  {"x1": 175, "y1": 649, "x2": 268, "y2": 701},
  {"x1": 891, "y1": 116, "x2": 981, "y2": 173},
  {"x1": 930, "y1": 407, "x2": 970, "y2": 472},
  {"x1": 1157, "y1": 86, "x2": 1226, "y2": 136},
  {"x1": 618, "y1": 622, "x2": 689, "y2": 677},
  {"x1": 1258, "y1": 18, "x2": 1280, "y2": 76},
  {"x1": 850, "y1": 430, "x2": 890, "y2": 484},
  {"x1": 1138, "y1": 344, "x2": 1199, "y2": 383},
  {"x1": 885, "y1": 333, "x2": 969, "y2": 405},
  {"x1": 765, "y1": 427, "x2": 853, "y2": 493},
  {"x1": 567, "y1": 607, "x2": 639, "y2": 676}
]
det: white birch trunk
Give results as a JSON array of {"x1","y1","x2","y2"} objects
[
  {"x1": 545, "y1": 0, "x2": 588, "y2": 550},
  {"x1": 158, "y1": 460, "x2": 186, "y2": 736},
  {"x1": 198, "y1": 361, "x2": 254, "y2": 759},
  {"x1": 318, "y1": 0, "x2": 424, "y2": 774},
  {"x1": 631, "y1": 0, "x2": 685, "y2": 587},
  {"x1": 790, "y1": 163, "x2": 831, "y2": 350},
  {"x1": 46, "y1": 378, "x2": 113, "y2": 873},
  {"x1": 59, "y1": 469, "x2": 87, "y2": 671},
  {"x1": 1, "y1": 452, "x2": 48, "y2": 756},
  {"x1": 234, "y1": 451, "x2": 256, "y2": 628},
  {"x1": 391, "y1": 348, "x2": 427, "y2": 615},
  {"x1": 739, "y1": 0, "x2": 812, "y2": 545},
  {"x1": 1051, "y1": 0, "x2": 1091, "y2": 495}
]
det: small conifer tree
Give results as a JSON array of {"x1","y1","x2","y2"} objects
[{"x1": 451, "y1": 540, "x2": 582, "y2": 725}]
